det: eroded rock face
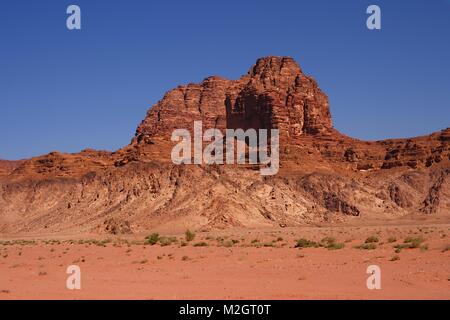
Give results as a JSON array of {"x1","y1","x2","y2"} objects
[
  {"x1": 134, "y1": 56, "x2": 333, "y2": 146},
  {"x1": 0, "y1": 56, "x2": 449, "y2": 234},
  {"x1": 102, "y1": 218, "x2": 133, "y2": 235},
  {"x1": 0, "y1": 160, "x2": 23, "y2": 177}
]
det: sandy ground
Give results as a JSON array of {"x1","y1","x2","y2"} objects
[{"x1": 0, "y1": 222, "x2": 449, "y2": 300}]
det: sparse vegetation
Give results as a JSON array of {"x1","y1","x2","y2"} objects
[
  {"x1": 327, "y1": 242, "x2": 345, "y2": 250},
  {"x1": 387, "y1": 237, "x2": 397, "y2": 243},
  {"x1": 320, "y1": 237, "x2": 345, "y2": 250},
  {"x1": 185, "y1": 230, "x2": 195, "y2": 242},
  {"x1": 355, "y1": 243, "x2": 377, "y2": 250},
  {"x1": 295, "y1": 238, "x2": 318, "y2": 248},
  {"x1": 394, "y1": 237, "x2": 425, "y2": 250},
  {"x1": 158, "y1": 236, "x2": 177, "y2": 247},
  {"x1": 293, "y1": 237, "x2": 345, "y2": 250},
  {"x1": 365, "y1": 236, "x2": 379, "y2": 244},
  {"x1": 193, "y1": 242, "x2": 208, "y2": 247},
  {"x1": 390, "y1": 255, "x2": 400, "y2": 261},
  {"x1": 404, "y1": 237, "x2": 424, "y2": 248},
  {"x1": 0, "y1": 240, "x2": 37, "y2": 246},
  {"x1": 144, "y1": 233, "x2": 160, "y2": 245}
]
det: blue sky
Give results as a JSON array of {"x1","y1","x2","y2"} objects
[{"x1": 0, "y1": 0, "x2": 449, "y2": 160}]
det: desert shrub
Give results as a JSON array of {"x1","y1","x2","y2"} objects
[
  {"x1": 327, "y1": 242, "x2": 345, "y2": 250},
  {"x1": 158, "y1": 236, "x2": 177, "y2": 246},
  {"x1": 295, "y1": 238, "x2": 318, "y2": 248},
  {"x1": 318, "y1": 237, "x2": 344, "y2": 250},
  {"x1": 144, "y1": 233, "x2": 160, "y2": 245},
  {"x1": 395, "y1": 237, "x2": 425, "y2": 250},
  {"x1": 390, "y1": 255, "x2": 400, "y2": 261},
  {"x1": 355, "y1": 243, "x2": 377, "y2": 250},
  {"x1": 193, "y1": 242, "x2": 208, "y2": 247},
  {"x1": 404, "y1": 237, "x2": 424, "y2": 248},
  {"x1": 365, "y1": 236, "x2": 379, "y2": 244},
  {"x1": 394, "y1": 243, "x2": 410, "y2": 250},
  {"x1": 263, "y1": 242, "x2": 275, "y2": 247},
  {"x1": 387, "y1": 237, "x2": 397, "y2": 243},
  {"x1": 185, "y1": 229, "x2": 195, "y2": 242}
]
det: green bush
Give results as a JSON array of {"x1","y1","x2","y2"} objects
[
  {"x1": 144, "y1": 233, "x2": 160, "y2": 245},
  {"x1": 394, "y1": 237, "x2": 425, "y2": 250},
  {"x1": 404, "y1": 237, "x2": 424, "y2": 248},
  {"x1": 185, "y1": 229, "x2": 195, "y2": 242}
]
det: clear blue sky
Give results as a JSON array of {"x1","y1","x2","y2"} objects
[{"x1": 1, "y1": 0, "x2": 449, "y2": 160}]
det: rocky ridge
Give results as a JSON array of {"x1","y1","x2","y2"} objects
[{"x1": 0, "y1": 56, "x2": 449, "y2": 235}]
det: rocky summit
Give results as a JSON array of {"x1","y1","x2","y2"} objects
[{"x1": 0, "y1": 56, "x2": 449, "y2": 235}]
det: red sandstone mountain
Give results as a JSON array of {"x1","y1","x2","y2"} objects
[
  {"x1": 0, "y1": 56, "x2": 449, "y2": 235},
  {"x1": 0, "y1": 160, "x2": 23, "y2": 176}
]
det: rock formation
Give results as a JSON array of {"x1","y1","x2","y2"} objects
[
  {"x1": 0, "y1": 56, "x2": 449, "y2": 235},
  {"x1": 134, "y1": 56, "x2": 332, "y2": 146}
]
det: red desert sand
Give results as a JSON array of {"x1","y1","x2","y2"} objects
[{"x1": 1, "y1": 222, "x2": 449, "y2": 300}]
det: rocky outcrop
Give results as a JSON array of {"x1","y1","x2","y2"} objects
[
  {"x1": 0, "y1": 160, "x2": 23, "y2": 177},
  {"x1": 134, "y1": 56, "x2": 333, "y2": 147},
  {"x1": 0, "y1": 56, "x2": 449, "y2": 235}
]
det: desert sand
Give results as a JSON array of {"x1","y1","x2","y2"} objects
[{"x1": 1, "y1": 220, "x2": 448, "y2": 300}]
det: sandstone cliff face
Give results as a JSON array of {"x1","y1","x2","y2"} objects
[
  {"x1": 134, "y1": 57, "x2": 333, "y2": 147},
  {"x1": 0, "y1": 56, "x2": 449, "y2": 235}
]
